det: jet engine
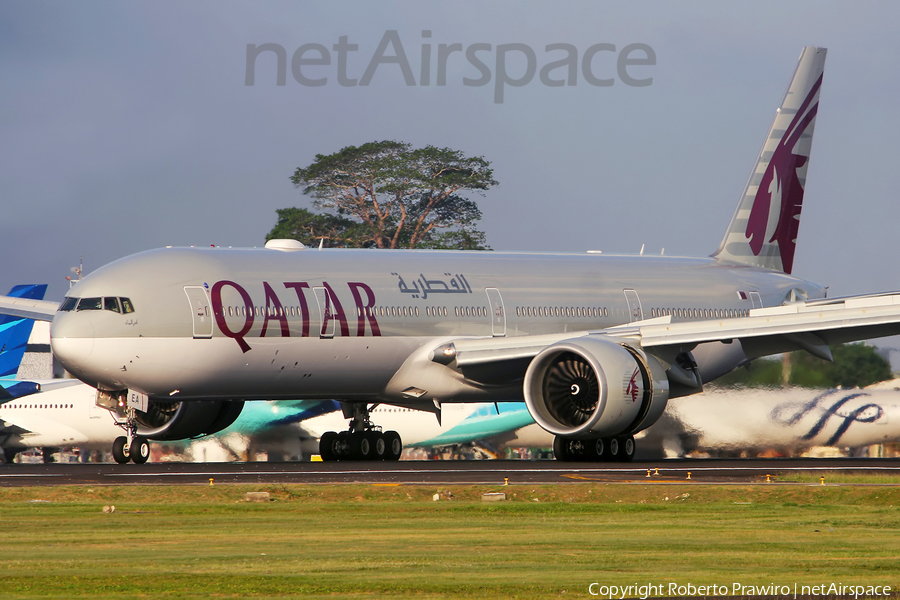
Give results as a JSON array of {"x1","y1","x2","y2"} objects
[
  {"x1": 135, "y1": 400, "x2": 245, "y2": 440},
  {"x1": 524, "y1": 337, "x2": 669, "y2": 439}
]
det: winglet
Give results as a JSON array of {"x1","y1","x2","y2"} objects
[{"x1": 712, "y1": 46, "x2": 827, "y2": 274}]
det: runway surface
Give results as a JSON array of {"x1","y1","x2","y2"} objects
[{"x1": 2, "y1": 458, "x2": 900, "y2": 487}]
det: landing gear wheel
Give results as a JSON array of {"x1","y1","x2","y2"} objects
[
  {"x1": 130, "y1": 436, "x2": 150, "y2": 464},
  {"x1": 336, "y1": 431, "x2": 351, "y2": 460},
  {"x1": 355, "y1": 432, "x2": 372, "y2": 460},
  {"x1": 607, "y1": 437, "x2": 620, "y2": 460},
  {"x1": 369, "y1": 431, "x2": 386, "y2": 460},
  {"x1": 553, "y1": 436, "x2": 572, "y2": 461},
  {"x1": 619, "y1": 436, "x2": 635, "y2": 462},
  {"x1": 319, "y1": 431, "x2": 338, "y2": 461},
  {"x1": 383, "y1": 431, "x2": 402, "y2": 461},
  {"x1": 112, "y1": 436, "x2": 129, "y2": 465},
  {"x1": 588, "y1": 438, "x2": 605, "y2": 461}
]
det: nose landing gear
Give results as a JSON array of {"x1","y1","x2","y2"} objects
[{"x1": 110, "y1": 406, "x2": 151, "y2": 464}]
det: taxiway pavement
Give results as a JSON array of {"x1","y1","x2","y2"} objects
[{"x1": 2, "y1": 458, "x2": 899, "y2": 487}]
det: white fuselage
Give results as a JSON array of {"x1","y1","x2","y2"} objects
[{"x1": 49, "y1": 246, "x2": 823, "y2": 405}]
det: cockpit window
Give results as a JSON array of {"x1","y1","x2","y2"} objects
[
  {"x1": 61, "y1": 296, "x2": 134, "y2": 313},
  {"x1": 76, "y1": 297, "x2": 102, "y2": 311},
  {"x1": 58, "y1": 297, "x2": 78, "y2": 312},
  {"x1": 104, "y1": 297, "x2": 121, "y2": 313}
]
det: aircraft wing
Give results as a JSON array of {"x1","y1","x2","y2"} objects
[
  {"x1": 0, "y1": 296, "x2": 58, "y2": 322},
  {"x1": 608, "y1": 292, "x2": 900, "y2": 361},
  {"x1": 448, "y1": 291, "x2": 900, "y2": 367}
]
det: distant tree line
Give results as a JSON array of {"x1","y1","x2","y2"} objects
[{"x1": 712, "y1": 343, "x2": 893, "y2": 389}]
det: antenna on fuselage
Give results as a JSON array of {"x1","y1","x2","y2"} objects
[{"x1": 318, "y1": 238, "x2": 324, "y2": 250}]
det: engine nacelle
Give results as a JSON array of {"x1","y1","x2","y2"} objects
[
  {"x1": 523, "y1": 337, "x2": 669, "y2": 438},
  {"x1": 135, "y1": 400, "x2": 245, "y2": 441}
]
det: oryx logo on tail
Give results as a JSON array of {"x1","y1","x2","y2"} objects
[
  {"x1": 745, "y1": 74, "x2": 823, "y2": 275},
  {"x1": 711, "y1": 46, "x2": 826, "y2": 275}
]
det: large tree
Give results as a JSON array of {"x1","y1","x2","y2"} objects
[
  {"x1": 266, "y1": 208, "x2": 365, "y2": 249},
  {"x1": 270, "y1": 141, "x2": 497, "y2": 249}
]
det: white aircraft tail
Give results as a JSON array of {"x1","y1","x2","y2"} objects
[{"x1": 712, "y1": 46, "x2": 826, "y2": 274}]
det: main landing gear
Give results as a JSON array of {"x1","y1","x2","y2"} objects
[
  {"x1": 318, "y1": 403, "x2": 402, "y2": 461},
  {"x1": 111, "y1": 406, "x2": 150, "y2": 465},
  {"x1": 553, "y1": 434, "x2": 636, "y2": 462}
]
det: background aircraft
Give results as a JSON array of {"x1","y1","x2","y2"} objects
[
  {"x1": 0, "y1": 380, "x2": 121, "y2": 463},
  {"x1": 647, "y1": 384, "x2": 900, "y2": 458},
  {"x1": 194, "y1": 402, "x2": 530, "y2": 462}
]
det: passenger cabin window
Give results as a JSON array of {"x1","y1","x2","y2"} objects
[
  {"x1": 76, "y1": 297, "x2": 102, "y2": 311},
  {"x1": 58, "y1": 297, "x2": 78, "y2": 311}
]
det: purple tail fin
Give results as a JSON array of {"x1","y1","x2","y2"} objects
[{"x1": 712, "y1": 47, "x2": 826, "y2": 274}]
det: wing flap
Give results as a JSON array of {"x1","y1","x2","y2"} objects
[{"x1": 615, "y1": 292, "x2": 900, "y2": 349}]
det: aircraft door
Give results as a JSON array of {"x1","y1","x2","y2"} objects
[
  {"x1": 89, "y1": 392, "x2": 106, "y2": 420},
  {"x1": 485, "y1": 288, "x2": 506, "y2": 337},
  {"x1": 184, "y1": 286, "x2": 213, "y2": 339},
  {"x1": 313, "y1": 286, "x2": 334, "y2": 339},
  {"x1": 749, "y1": 291, "x2": 763, "y2": 309},
  {"x1": 624, "y1": 289, "x2": 643, "y2": 322}
]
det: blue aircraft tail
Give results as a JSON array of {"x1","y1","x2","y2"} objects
[{"x1": 0, "y1": 285, "x2": 48, "y2": 400}]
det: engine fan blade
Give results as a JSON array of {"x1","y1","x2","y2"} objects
[{"x1": 544, "y1": 352, "x2": 599, "y2": 426}]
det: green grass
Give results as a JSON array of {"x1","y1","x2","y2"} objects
[
  {"x1": 775, "y1": 472, "x2": 900, "y2": 485},
  {"x1": 2, "y1": 484, "x2": 899, "y2": 599}
]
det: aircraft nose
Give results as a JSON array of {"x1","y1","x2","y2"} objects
[{"x1": 50, "y1": 314, "x2": 94, "y2": 376}]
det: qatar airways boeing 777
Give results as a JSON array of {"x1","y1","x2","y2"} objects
[{"x1": 5, "y1": 46, "x2": 900, "y2": 464}]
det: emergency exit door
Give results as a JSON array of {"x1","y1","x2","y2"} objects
[
  {"x1": 184, "y1": 286, "x2": 213, "y2": 338},
  {"x1": 485, "y1": 288, "x2": 506, "y2": 337},
  {"x1": 624, "y1": 289, "x2": 643, "y2": 322}
]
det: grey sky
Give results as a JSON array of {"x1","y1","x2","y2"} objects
[{"x1": 2, "y1": 1, "x2": 899, "y2": 304}]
